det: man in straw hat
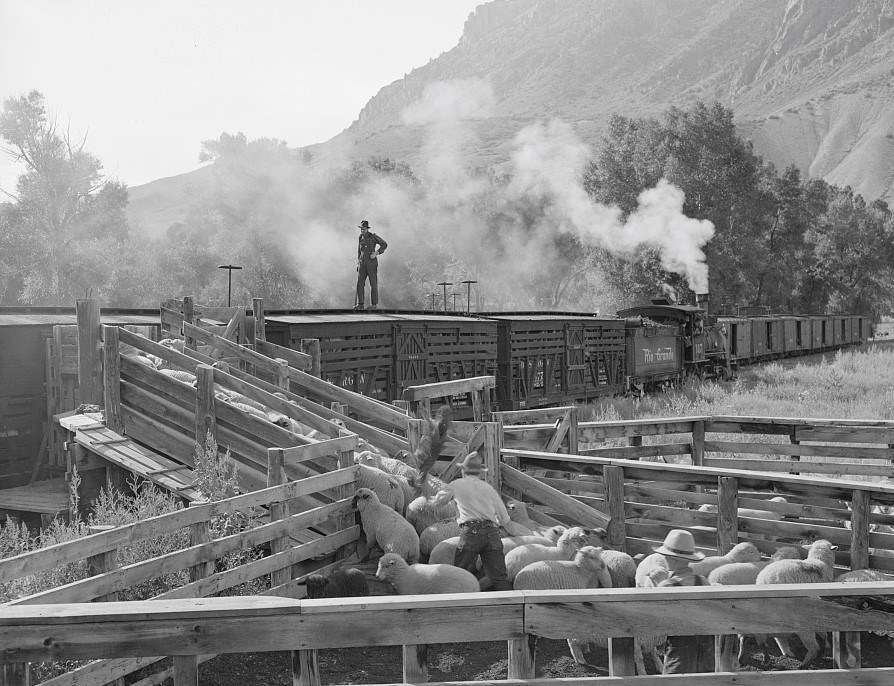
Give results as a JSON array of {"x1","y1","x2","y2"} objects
[
  {"x1": 654, "y1": 529, "x2": 715, "y2": 674},
  {"x1": 426, "y1": 451, "x2": 512, "y2": 591},
  {"x1": 355, "y1": 219, "x2": 387, "y2": 310}
]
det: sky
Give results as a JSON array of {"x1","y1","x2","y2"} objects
[{"x1": 0, "y1": 0, "x2": 483, "y2": 194}]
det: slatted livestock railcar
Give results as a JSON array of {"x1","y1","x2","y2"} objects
[
  {"x1": 263, "y1": 310, "x2": 498, "y2": 414},
  {"x1": 482, "y1": 313, "x2": 626, "y2": 410}
]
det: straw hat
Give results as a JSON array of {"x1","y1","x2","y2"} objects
[{"x1": 652, "y1": 529, "x2": 705, "y2": 561}]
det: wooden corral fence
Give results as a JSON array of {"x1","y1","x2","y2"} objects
[
  {"x1": 0, "y1": 455, "x2": 362, "y2": 686},
  {"x1": 497, "y1": 409, "x2": 894, "y2": 480},
  {"x1": 4, "y1": 583, "x2": 894, "y2": 686}
]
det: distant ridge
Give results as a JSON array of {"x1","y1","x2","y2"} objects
[{"x1": 128, "y1": 0, "x2": 894, "y2": 236}]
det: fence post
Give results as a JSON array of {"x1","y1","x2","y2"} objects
[
  {"x1": 188, "y1": 500, "x2": 214, "y2": 582},
  {"x1": 195, "y1": 365, "x2": 216, "y2": 446},
  {"x1": 507, "y1": 634, "x2": 537, "y2": 679},
  {"x1": 266, "y1": 447, "x2": 291, "y2": 588},
  {"x1": 183, "y1": 296, "x2": 196, "y2": 350},
  {"x1": 715, "y1": 475, "x2": 739, "y2": 672},
  {"x1": 691, "y1": 419, "x2": 705, "y2": 467},
  {"x1": 300, "y1": 338, "x2": 321, "y2": 378},
  {"x1": 835, "y1": 488, "x2": 870, "y2": 668},
  {"x1": 86, "y1": 525, "x2": 119, "y2": 603},
  {"x1": 252, "y1": 297, "x2": 265, "y2": 343},
  {"x1": 495, "y1": 414, "x2": 519, "y2": 499},
  {"x1": 567, "y1": 406, "x2": 579, "y2": 455},
  {"x1": 483, "y1": 422, "x2": 501, "y2": 491},
  {"x1": 76, "y1": 298, "x2": 103, "y2": 405},
  {"x1": 102, "y1": 326, "x2": 123, "y2": 434},
  {"x1": 603, "y1": 465, "x2": 626, "y2": 551},
  {"x1": 275, "y1": 358, "x2": 290, "y2": 391},
  {"x1": 608, "y1": 637, "x2": 636, "y2": 676},
  {"x1": 294, "y1": 650, "x2": 321, "y2": 686},
  {"x1": 172, "y1": 655, "x2": 198, "y2": 686},
  {"x1": 402, "y1": 644, "x2": 428, "y2": 684}
]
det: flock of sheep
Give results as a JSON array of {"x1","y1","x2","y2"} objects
[{"x1": 121, "y1": 338, "x2": 889, "y2": 674}]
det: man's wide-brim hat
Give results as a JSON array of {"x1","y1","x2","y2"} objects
[
  {"x1": 458, "y1": 451, "x2": 484, "y2": 473},
  {"x1": 653, "y1": 529, "x2": 705, "y2": 561},
  {"x1": 358, "y1": 220, "x2": 371, "y2": 229}
]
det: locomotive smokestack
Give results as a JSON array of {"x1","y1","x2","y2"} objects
[{"x1": 696, "y1": 292, "x2": 709, "y2": 314}]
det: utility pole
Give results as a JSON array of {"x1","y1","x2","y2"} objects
[
  {"x1": 437, "y1": 282, "x2": 452, "y2": 313},
  {"x1": 451, "y1": 292, "x2": 459, "y2": 311},
  {"x1": 218, "y1": 264, "x2": 243, "y2": 307},
  {"x1": 429, "y1": 293, "x2": 437, "y2": 311},
  {"x1": 461, "y1": 280, "x2": 478, "y2": 313}
]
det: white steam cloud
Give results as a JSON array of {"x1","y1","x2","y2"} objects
[
  {"x1": 274, "y1": 79, "x2": 713, "y2": 310},
  {"x1": 508, "y1": 119, "x2": 714, "y2": 293}
]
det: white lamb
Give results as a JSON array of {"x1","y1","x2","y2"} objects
[
  {"x1": 599, "y1": 549, "x2": 637, "y2": 589},
  {"x1": 376, "y1": 553, "x2": 480, "y2": 594},
  {"x1": 352, "y1": 488, "x2": 419, "y2": 564},
  {"x1": 419, "y1": 520, "x2": 462, "y2": 559},
  {"x1": 689, "y1": 541, "x2": 761, "y2": 577},
  {"x1": 754, "y1": 539, "x2": 838, "y2": 667},
  {"x1": 357, "y1": 464, "x2": 406, "y2": 514},
  {"x1": 634, "y1": 552, "x2": 671, "y2": 587},
  {"x1": 513, "y1": 547, "x2": 615, "y2": 667},
  {"x1": 505, "y1": 526, "x2": 605, "y2": 581},
  {"x1": 406, "y1": 495, "x2": 458, "y2": 534}
]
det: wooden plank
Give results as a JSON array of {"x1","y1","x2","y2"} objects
[
  {"x1": 279, "y1": 434, "x2": 361, "y2": 465},
  {"x1": 703, "y1": 457, "x2": 894, "y2": 478},
  {"x1": 402, "y1": 376, "x2": 495, "y2": 401},
  {"x1": 76, "y1": 299, "x2": 103, "y2": 405},
  {"x1": 102, "y1": 326, "x2": 124, "y2": 433},
  {"x1": 577, "y1": 444, "x2": 691, "y2": 460},
  {"x1": 578, "y1": 417, "x2": 704, "y2": 439},
  {"x1": 704, "y1": 440, "x2": 894, "y2": 460},
  {"x1": 255, "y1": 339, "x2": 313, "y2": 371},
  {"x1": 500, "y1": 464, "x2": 609, "y2": 528},
  {"x1": 795, "y1": 426, "x2": 894, "y2": 443}
]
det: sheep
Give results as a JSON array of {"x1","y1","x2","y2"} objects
[
  {"x1": 513, "y1": 547, "x2": 615, "y2": 668},
  {"x1": 505, "y1": 526, "x2": 606, "y2": 581},
  {"x1": 707, "y1": 546, "x2": 802, "y2": 585},
  {"x1": 356, "y1": 451, "x2": 420, "y2": 482},
  {"x1": 375, "y1": 553, "x2": 479, "y2": 594},
  {"x1": 159, "y1": 368, "x2": 197, "y2": 385},
  {"x1": 599, "y1": 549, "x2": 637, "y2": 589},
  {"x1": 357, "y1": 464, "x2": 406, "y2": 514},
  {"x1": 406, "y1": 495, "x2": 458, "y2": 534},
  {"x1": 352, "y1": 488, "x2": 420, "y2": 564},
  {"x1": 513, "y1": 546, "x2": 613, "y2": 591},
  {"x1": 706, "y1": 546, "x2": 802, "y2": 668},
  {"x1": 689, "y1": 541, "x2": 761, "y2": 577},
  {"x1": 635, "y1": 552, "x2": 671, "y2": 587},
  {"x1": 427, "y1": 532, "x2": 560, "y2": 568},
  {"x1": 419, "y1": 520, "x2": 461, "y2": 559},
  {"x1": 158, "y1": 337, "x2": 185, "y2": 353},
  {"x1": 305, "y1": 568, "x2": 370, "y2": 599},
  {"x1": 754, "y1": 540, "x2": 839, "y2": 667}
]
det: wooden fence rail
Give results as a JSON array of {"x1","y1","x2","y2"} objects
[{"x1": 3, "y1": 584, "x2": 894, "y2": 686}]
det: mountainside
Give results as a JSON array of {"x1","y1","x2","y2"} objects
[{"x1": 129, "y1": 0, "x2": 894, "y2": 235}]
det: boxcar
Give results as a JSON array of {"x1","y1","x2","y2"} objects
[
  {"x1": 264, "y1": 310, "x2": 497, "y2": 411},
  {"x1": 0, "y1": 309, "x2": 159, "y2": 488},
  {"x1": 717, "y1": 316, "x2": 752, "y2": 364},
  {"x1": 749, "y1": 316, "x2": 773, "y2": 359},
  {"x1": 779, "y1": 316, "x2": 811, "y2": 355},
  {"x1": 482, "y1": 313, "x2": 626, "y2": 410}
]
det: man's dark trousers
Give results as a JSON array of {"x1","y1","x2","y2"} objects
[{"x1": 356, "y1": 258, "x2": 378, "y2": 307}]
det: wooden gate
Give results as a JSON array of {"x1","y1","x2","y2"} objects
[
  {"x1": 393, "y1": 324, "x2": 427, "y2": 398},
  {"x1": 564, "y1": 323, "x2": 586, "y2": 393}
]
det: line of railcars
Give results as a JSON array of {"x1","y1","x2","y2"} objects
[{"x1": 0, "y1": 302, "x2": 870, "y2": 487}]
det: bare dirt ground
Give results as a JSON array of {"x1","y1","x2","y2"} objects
[{"x1": 169, "y1": 570, "x2": 894, "y2": 685}]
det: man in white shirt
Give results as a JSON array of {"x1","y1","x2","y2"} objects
[{"x1": 427, "y1": 451, "x2": 512, "y2": 591}]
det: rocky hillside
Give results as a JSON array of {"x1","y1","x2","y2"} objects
[{"x1": 130, "y1": 0, "x2": 894, "y2": 234}]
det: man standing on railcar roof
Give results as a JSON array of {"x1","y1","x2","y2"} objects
[{"x1": 355, "y1": 220, "x2": 387, "y2": 310}]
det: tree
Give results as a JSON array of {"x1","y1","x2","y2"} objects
[{"x1": 0, "y1": 90, "x2": 130, "y2": 304}]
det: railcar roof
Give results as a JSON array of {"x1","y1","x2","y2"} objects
[{"x1": 616, "y1": 305, "x2": 703, "y2": 320}]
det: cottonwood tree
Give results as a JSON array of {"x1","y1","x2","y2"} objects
[{"x1": 0, "y1": 90, "x2": 130, "y2": 304}]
